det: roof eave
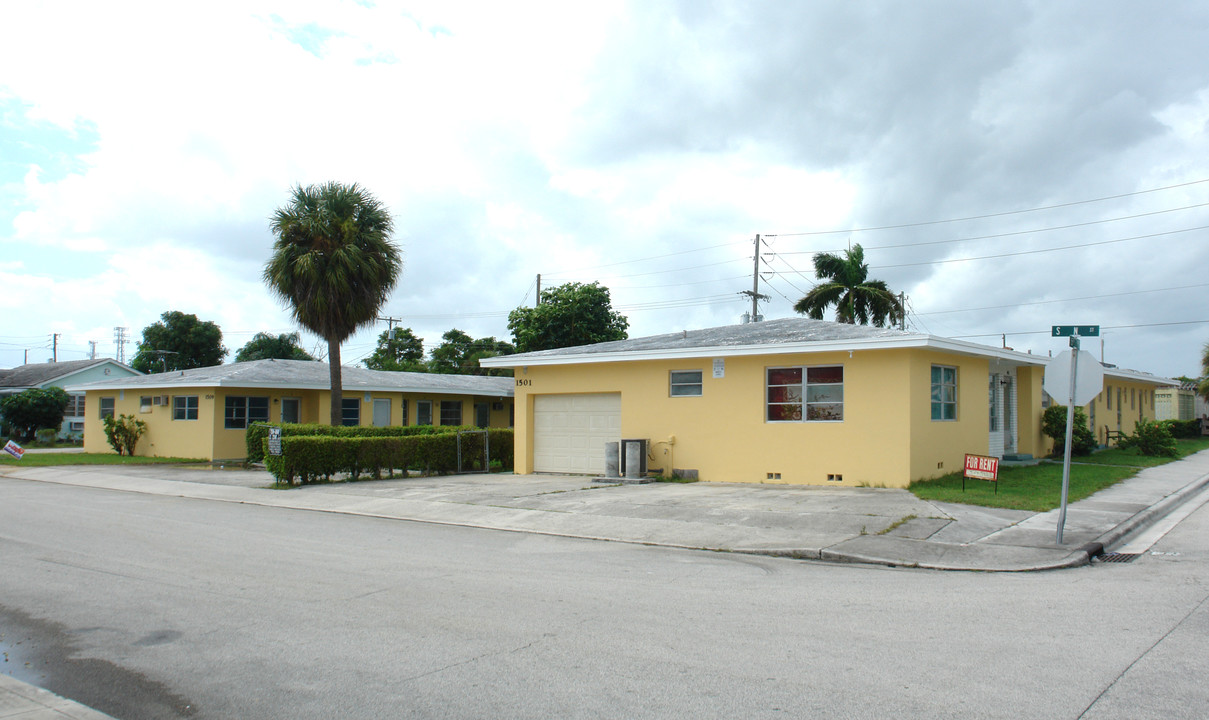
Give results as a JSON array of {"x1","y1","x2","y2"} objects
[{"x1": 481, "y1": 334, "x2": 1051, "y2": 367}]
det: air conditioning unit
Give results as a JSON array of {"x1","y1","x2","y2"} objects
[{"x1": 152, "y1": 396, "x2": 164, "y2": 406}]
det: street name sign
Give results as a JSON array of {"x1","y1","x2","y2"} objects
[{"x1": 1052, "y1": 325, "x2": 1099, "y2": 337}]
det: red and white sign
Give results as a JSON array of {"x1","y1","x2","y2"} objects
[
  {"x1": 3, "y1": 440, "x2": 25, "y2": 460},
  {"x1": 964, "y1": 453, "x2": 999, "y2": 481}
]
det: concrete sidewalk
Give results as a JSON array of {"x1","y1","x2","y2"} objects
[
  {"x1": 0, "y1": 675, "x2": 115, "y2": 719},
  {"x1": 4, "y1": 449, "x2": 1209, "y2": 573}
]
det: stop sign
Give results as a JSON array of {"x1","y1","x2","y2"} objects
[{"x1": 1044, "y1": 349, "x2": 1105, "y2": 406}]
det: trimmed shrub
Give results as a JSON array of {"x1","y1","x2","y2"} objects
[
  {"x1": 1120, "y1": 418, "x2": 1177, "y2": 457},
  {"x1": 34, "y1": 428, "x2": 58, "y2": 445},
  {"x1": 264, "y1": 429, "x2": 515, "y2": 485},
  {"x1": 1041, "y1": 405, "x2": 1095, "y2": 456},
  {"x1": 247, "y1": 422, "x2": 471, "y2": 462},
  {"x1": 102, "y1": 413, "x2": 147, "y2": 456},
  {"x1": 1160, "y1": 419, "x2": 1201, "y2": 439}
]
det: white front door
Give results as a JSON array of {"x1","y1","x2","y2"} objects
[{"x1": 372, "y1": 398, "x2": 391, "y2": 427}]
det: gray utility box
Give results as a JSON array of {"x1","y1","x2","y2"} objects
[{"x1": 620, "y1": 439, "x2": 648, "y2": 477}]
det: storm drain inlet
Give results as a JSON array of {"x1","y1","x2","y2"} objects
[{"x1": 1095, "y1": 553, "x2": 1140, "y2": 563}]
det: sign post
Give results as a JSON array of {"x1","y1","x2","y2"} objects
[{"x1": 1045, "y1": 325, "x2": 1102, "y2": 544}]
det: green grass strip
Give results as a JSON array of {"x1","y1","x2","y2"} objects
[{"x1": 909, "y1": 438, "x2": 1209, "y2": 513}]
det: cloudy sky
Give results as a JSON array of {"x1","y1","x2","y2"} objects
[{"x1": 2, "y1": 1, "x2": 1207, "y2": 379}]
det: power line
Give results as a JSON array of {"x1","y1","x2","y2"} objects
[
  {"x1": 915, "y1": 282, "x2": 1209, "y2": 317},
  {"x1": 776, "y1": 201, "x2": 1209, "y2": 255},
  {"x1": 542, "y1": 239, "x2": 747, "y2": 278},
  {"x1": 951, "y1": 319, "x2": 1209, "y2": 340},
  {"x1": 869, "y1": 225, "x2": 1207, "y2": 269},
  {"x1": 765, "y1": 177, "x2": 1209, "y2": 237}
]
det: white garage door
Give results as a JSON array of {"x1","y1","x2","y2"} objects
[{"x1": 533, "y1": 394, "x2": 621, "y2": 474}]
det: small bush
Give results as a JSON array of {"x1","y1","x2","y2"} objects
[
  {"x1": 1120, "y1": 418, "x2": 1177, "y2": 457},
  {"x1": 1042, "y1": 405, "x2": 1095, "y2": 456},
  {"x1": 34, "y1": 428, "x2": 58, "y2": 445},
  {"x1": 102, "y1": 414, "x2": 147, "y2": 456}
]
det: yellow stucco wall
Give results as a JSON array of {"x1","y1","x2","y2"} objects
[
  {"x1": 82, "y1": 388, "x2": 216, "y2": 459},
  {"x1": 84, "y1": 387, "x2": 514, "y2": 460},
  {"x1": 512, "y1": 348, "x2": 1000, "y2": 488},
  {"x1": 905, "y1": 351, "x2": 991, "y2": 483}
]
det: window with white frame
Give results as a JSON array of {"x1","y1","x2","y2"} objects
[
  {"x1": 99, "y1": 397, "x2": 115, "y2": 419},
  {"x1": 225, "y1": 396, "x2": 269, "y2": 429},
  {"x1": 931, "y1": 365, "x2": 957, "y2": 421},
  {"x1": 64, "y1": 395, "x2": 86, "y2": 417},
  {"x1": 341, "y1": 398, "x2": 360, "y2": 427},
  {"x1": 988, "y1": 375, "x2": 999, "y2": 431},
  {"x1": 173, "y1": 395, "x2": 199, "y2": 420},
  {"x1": 669, "y1": 370, "x2": 703, "y2": 397},
  {"x1": 766, "y1": 366, "x2": 844, "y2": 422}
]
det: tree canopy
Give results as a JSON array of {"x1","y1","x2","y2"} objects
[
  {"x1": 264, "y1": 182, "x2": 401, "y2": 426},
  {"x1": 234, "y1": 332, "x2": 315, "y2": 363},
  {"x1": 363, "y1": 327, "x2": 425, "y2": 372},
  {"x1": 507, "y1": 282, "x2": 629, "y2": 353},
  {"x1": 0, "y1": 387, "x2": 70, "y2": 440},
  {"x1": 792, "y1": 244, "x2": 903, "y2": 328},
  {"x1": 131, "y1": 311, "x2": 227, "y2": 373},
  {"x1": 428, "y1": 329, "x2": 514, "y2": 376}
]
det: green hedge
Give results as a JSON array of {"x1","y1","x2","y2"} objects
[
  {"x1": 263, "y1": 428, "x2": 514, "y2": 485},
  {"x1": 1160, "y1": 419, "x2": 1202, "y2": 439},
  {"x1": 247, "y1": 423, "x2": 484, "y2": 463}
]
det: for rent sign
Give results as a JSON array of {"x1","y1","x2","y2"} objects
[{"x1": 964, "y1": 454, "x2": 999, "y2": 481}]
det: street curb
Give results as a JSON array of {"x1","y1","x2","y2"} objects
[{"x1": 1090, "y1": 470, "x2": 1209, "y2": 552}]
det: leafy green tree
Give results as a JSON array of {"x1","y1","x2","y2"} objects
[
  {"x1": 364, "y1": 327, "x2": 425, "y2": 372},
  {"x1": 792, "y1": 244, "x2": 903, "y2": 327},
  {"x1": 264, "y1": 182, "x2": 401, "y2": 426},
  {"x1": 426, "y1": 329, "x2": 513, "y2": 375},
  {"x1": 507, "y1": 282, "x2": 629, "y2": 353},
  {"x1": 234, "y1": 332, "x2": 315, "y2": 362},
  {"x1": 131, "y1": 311, "x2": 227, "y2": 373},
  {"x1": 0, "y1": 387, "x2": 70, "y2": 441}
]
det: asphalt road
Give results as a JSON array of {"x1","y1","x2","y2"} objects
[{"x1": 2, "y1": 477, "x2": 1207, "y2": 719}]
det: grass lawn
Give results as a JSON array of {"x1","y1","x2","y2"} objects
[
  {"x1": 909, "y1": 438, "x2": 1209, "y2": 512},
  {"x1": 0, "y1": 453, "x2": 206, "y2": 467}
]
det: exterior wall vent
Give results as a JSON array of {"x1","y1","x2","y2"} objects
[{"x1": 827, "y1": 474, "x2": 843, "y2": 482}]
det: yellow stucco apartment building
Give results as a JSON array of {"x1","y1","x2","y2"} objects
[
  {"x1": 69, "y1": 359, "x2": 514, "y2": 461},
  {"x1": 480, "y1": 317, "x2": 1175, "y2": 487}
]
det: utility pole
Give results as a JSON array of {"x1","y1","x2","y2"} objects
[
  {"x1": 377, "y1": 316, "x2": 402, "y2": 331},
  {"x1": 88, "y1": 341, "x2": 97, "y2": 360},
  {"x1": 536, "y1": 274, "x2": 542, "y2": 305},
  {"x1": 52, "y1": 333, "x2": 60, "y2": 362},
  {"x1": 738, "y1": 234, "x2": 769, "y2": 322},
  {"x1": 899, "y1": 292, "x2": 907, "y2": 331}
]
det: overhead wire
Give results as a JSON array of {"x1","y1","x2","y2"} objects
[
  {"x1": 775, "y1": 202, "x2": 1209, "y2": 255},
  {"x1": 765, "y1": 177, "x2": 1209, "y2": 237}
]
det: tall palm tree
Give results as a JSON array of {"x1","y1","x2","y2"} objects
[
  {"x1": 265, "y1": 182, "x2": 401, "y2": 426},
  {"x1": 792, "y1": 243, "x2": 903, "y2": 327}
]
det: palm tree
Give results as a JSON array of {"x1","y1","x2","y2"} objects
[
  {"x1": 265, "y1": 182, "x2": 401, "y2": 426},
  {"x1": 792, "y1": 243, "x2": 903, "y2": 327}
]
